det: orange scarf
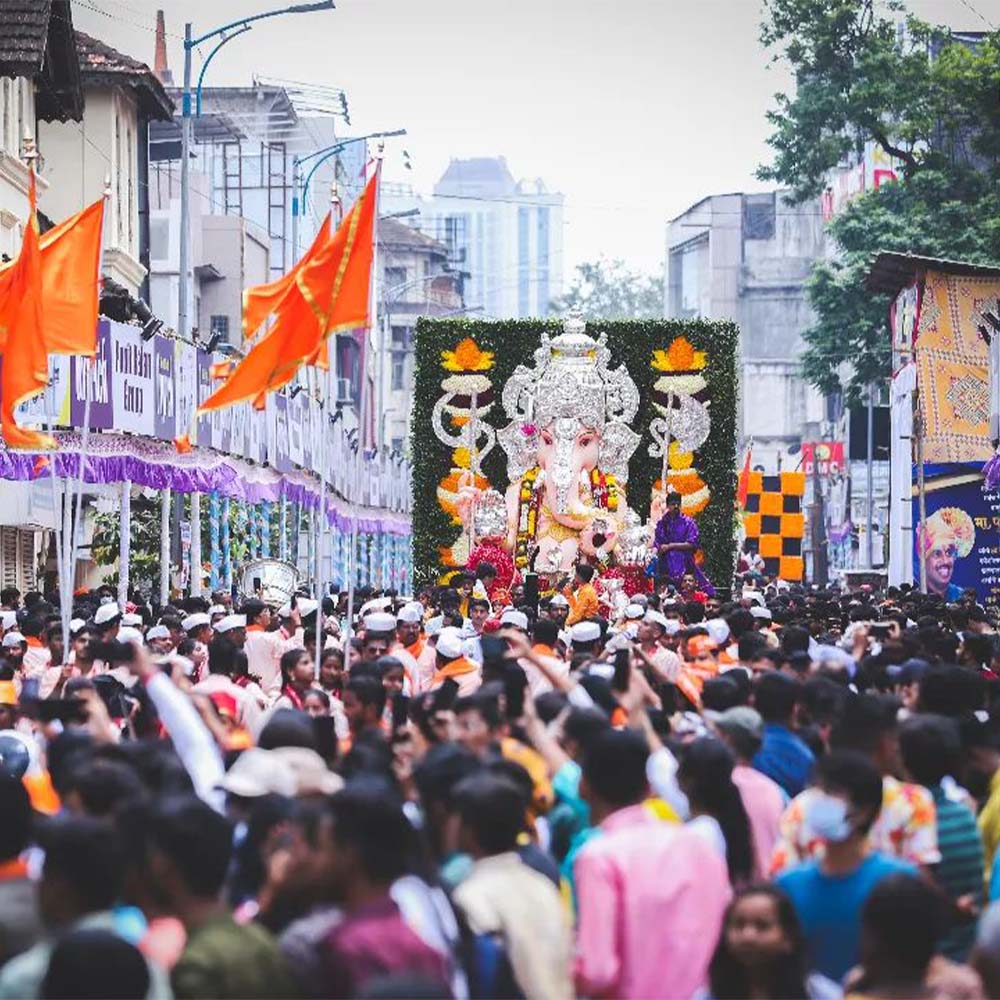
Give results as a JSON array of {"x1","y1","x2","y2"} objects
[
  {"x1": 406, "y1": 637, "x2": 425, "y2": 660},
  {"x1": 431, "y1": 656, "x2": 477, "y2": 687}
]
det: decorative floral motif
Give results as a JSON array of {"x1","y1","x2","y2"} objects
[
  {"x1": 441, "y1": 338, "x2": 494, "y2": 372},
  {"x1": 514, "y1": 466, "x2": 543, "y2": 569},
  {"x1": 652, "y1": 337, "x2": 707, "y2": 373}
]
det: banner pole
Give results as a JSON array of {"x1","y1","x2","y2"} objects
[
  {"x1": 159, "y1": 487, "x2": 171, "y2": 608},
  {"x1": 68, "y1": 183, "x2": 109, "y2": 621},
  {"x1": 118, "y1": 479, "x2": 131, "y2": 608},
  {"x1": 343, "y1": 149, "x2": 381, "y2": 647},
  {"x1": 45, "y1": 426, "x2": 67, "y2": 650}
]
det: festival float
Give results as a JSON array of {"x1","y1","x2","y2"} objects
[{"x1": 411, "y1": 314, "x2": 740, "y2": 604}]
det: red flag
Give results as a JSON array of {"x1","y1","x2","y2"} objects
[
  {"x1": 737, "y1": 445, "x2": 753, "y2": 509},
  {"x1": 0, "y1": 169, "x2": 53, "y2": 450}
]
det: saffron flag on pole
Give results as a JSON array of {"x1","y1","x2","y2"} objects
[
  {"x1": 0, "y1": 196, "x2": 105, "y2": 356},
  {"x1": 737, "y1": 443, "x2": 753, "y2": 509},
  {"x1": 0, "y1": 169, "x2": 54, "y2": 450},
  {"x1": 199, "y1": 169, "x2": 379, "y2": 415},
  {"x1": 242, "y1": 213, "x2": 331, "y2": 342}
]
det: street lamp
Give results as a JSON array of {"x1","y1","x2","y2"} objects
[
  {"x1": 176, "y1": 2, "x2": 332, "y2": 600},
  {"x1": 178, "y1": 1, "x2": 334, "y2": 344},
  {"x1": 290, "y1": 129, "x2": 406, "y2": 255}
]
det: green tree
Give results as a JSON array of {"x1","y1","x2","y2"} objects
[
  {"x1": 759, "y1": 0, "x2": 1000, "y2": 398},
  {"x1": 550, "y1": 257, "x2": 665, "y2": 320},
  {"x1": 91, "y1": 493, "x2": 164, "y2": 595}
]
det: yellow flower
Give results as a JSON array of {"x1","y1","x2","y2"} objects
[
  {"x1": 452, "y1": 447, "x2": 471, "y2": 469},
  {"x1": 441, "y1": 337, "x2": 494, "y2": 372},
  {"x1": 668, "y1": 442, "x2": 694, "y2": 470},
  {"x1": 652, "y1": 337, "x2": 707, "y2": 373}
]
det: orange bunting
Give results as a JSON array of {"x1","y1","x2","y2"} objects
[
  {"x1": 32, "y1": 455, "x2": 49, "y2": 479},
  {"x1": 198, "y1": 169, "x2": 379, "y2": 415},
  {"x1": 174, "y1": 434, "x2": 192, "y2": 454},
  {"x1": 0, "y1": 169, "x2": 54, "y2": 450}
]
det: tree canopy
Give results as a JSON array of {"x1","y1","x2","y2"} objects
[
  {"x1": 758, "y1": 0, "x2": 1000, "y2": 398},
  {"x1": 550, "y1": 257, "x2": 665, "y2": 320}
]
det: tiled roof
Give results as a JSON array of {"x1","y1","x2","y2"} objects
[
  {"x1": 0, "y1": 1, "x2": 82, "y2": 122},
  {"x1": 75, "y1": 31, "x2": 173, "y2": 120},
  {"x1": 379, "y1": 216, "x2": 447, "y2": 253},
  {"x1": 0, "y1": 0, "x2": 54, "y2": 77}
]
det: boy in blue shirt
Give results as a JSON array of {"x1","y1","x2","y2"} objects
[{"x1": 777, "y1": 750, "x2": 915, "y2": 982}]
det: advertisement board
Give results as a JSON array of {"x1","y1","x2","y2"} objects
[{"x1": 913, "y1": 463, "x2": 1000, "y2": 612}]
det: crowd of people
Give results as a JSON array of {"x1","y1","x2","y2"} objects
[{"x1": 3, "y1": 563, "x2": 1000, "y2": 998}]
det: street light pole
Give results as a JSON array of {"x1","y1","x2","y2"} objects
[
  {"x1": 290, "y1": 130, "x2": 404, "y2": 258},
  {"x1": 179, "y1": 23, "x2": 192, "y2": 341},
  {"x1": 178, "y1": 2, "x2": 335, "y2": 342}
]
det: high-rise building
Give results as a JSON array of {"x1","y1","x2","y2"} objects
[
  {"x1": 664, "y1": 191, "x2": 827, "y2": 473},
  {"x1": 383, "y1": 156, "x2": 564, "y2": 319}
]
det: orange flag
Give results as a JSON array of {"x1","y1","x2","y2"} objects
[
  {"x1": 0, "y1": 169, "x2": 53, "y2": 450},
  {"x1": 199, "y1": 170, "x2": 378, "y2": 415},
  {"x1": 0, "y1": 196, "x2": 104, "y2": 356},
  {"x1": 737, "y1": 445, "x2": 753, "y2": 509},
  {"x1": 242, "y1": 213, "x2": 331, "y2": 342}
]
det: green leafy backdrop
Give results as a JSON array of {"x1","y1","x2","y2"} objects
[{"x1": 410, "y1": 318, "x2": 739, "y2": 590}]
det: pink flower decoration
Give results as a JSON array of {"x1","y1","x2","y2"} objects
[{"x1": 521, "y1": 423, "x2": 537, "y2": 437}]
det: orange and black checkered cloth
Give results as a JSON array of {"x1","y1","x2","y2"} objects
[{"x1": 742, "y1": 471, "x2": 805, "y2": 581}]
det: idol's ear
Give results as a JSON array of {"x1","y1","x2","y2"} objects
[{"x1": 599, "y1": 423, "x2": 641, "y2": 485}]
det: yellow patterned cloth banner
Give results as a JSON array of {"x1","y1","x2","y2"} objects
[{"x1": 916, "y1": 270, "x2": 997, "y2": 463}]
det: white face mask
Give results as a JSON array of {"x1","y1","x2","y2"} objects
[{"x1": 804, "y1": 792, "x2": 853, "y2": 843}]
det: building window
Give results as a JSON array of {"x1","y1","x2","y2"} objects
[
  {"x1": 385, "y1": 266, "x2": 406, "y2": 293},
  {"x1": 336, "y1": 333, "x2": 361, "y2": 404},
  {"x1": 537, "y1": 207, "x2": 550, "y2": 317},
  {"x1": 517, "y1": 206, "x2": 530, "y2": 318},
  {"x1": 150, "y1": 218, "x2": 169, "y2": 261},
  {"x1": 743, "y1": 193, "x2": 776, "y2": 240},
  {"x1": 391, "y1": 356, "x2": 406, "y2": 391},
  {"x1": 210, "y1": 315, "x2": 230, "y2": 344},
  {"x1": 391, "y1": 325, "x2": 411, "y2": 351}
]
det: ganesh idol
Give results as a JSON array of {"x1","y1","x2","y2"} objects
[{"x1": 475, "y1": 316, "x2": 641, "y2": 576}]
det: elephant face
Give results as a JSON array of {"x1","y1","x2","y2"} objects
[{"x1": 537, "y1": 417, "x2": 600, "y2": 514}]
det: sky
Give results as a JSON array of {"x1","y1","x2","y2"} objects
[{"x1": 72, "y1": 0, "x2": 1000, "y2": 282}]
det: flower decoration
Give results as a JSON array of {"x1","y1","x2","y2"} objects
[
  {"x1": 468, "y1": 541, "x2": 515, "y2": 590},
  {"x1": 521, "y1": 423, "x2": 537, "y2": 437},
  {"x1": 441, "y1": 337, "x2": 494, "y2": 372},
  {"x1": 652, "y1": 337, "x2": 707, "y2": 373}
]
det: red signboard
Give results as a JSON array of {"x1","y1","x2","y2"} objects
[{"x1": 802, "y1": 441, "x2": 844, "y2": 477}]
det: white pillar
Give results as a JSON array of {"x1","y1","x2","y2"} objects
[
  {"x1": 118, "y1": 481, "x2": 131, "y2": 608},
  {"x1": 159, "y1": 487, "x2": 171, "y2": 607},
  {"x1": 190, "y1": 492, "x2": 202, "y2": 597}
]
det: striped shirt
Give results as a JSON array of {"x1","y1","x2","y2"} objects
[{"x1": 931, "y1": 782, "x2": 984, "y2": 961}]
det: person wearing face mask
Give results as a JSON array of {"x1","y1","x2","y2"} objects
[{"x1": 775, "y1": 750, "x2": 916, "y2": 983}]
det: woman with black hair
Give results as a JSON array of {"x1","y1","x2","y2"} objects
[
  {"x1": 677, "y1": 736, "x2": 755, "y2": 887},
  {"x1": 273, "y1": 648, "x2": 314, "y2": 713},
  {"x1": 704, "y1": 885, "x2": 840, "y2": 999}
]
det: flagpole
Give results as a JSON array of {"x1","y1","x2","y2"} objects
[
  {"x1": 66, "y1": 180, "x2": 110, "y2": 622},
  {"x1": 343, "y1": 147, "x2": 381, "y2": 647},
  {"x1": 314, "y1": 178, "x2": 342, "y2": 678}
]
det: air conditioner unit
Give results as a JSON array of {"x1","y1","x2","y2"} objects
[{"x1": 336, "y1": 378, "x2": 354, "y2": 404}]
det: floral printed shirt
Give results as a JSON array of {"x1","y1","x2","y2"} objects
[{"x1": 769, "y1": 776, "x2": 940, "y2": 876}]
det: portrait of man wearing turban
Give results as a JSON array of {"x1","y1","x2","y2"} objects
[{"x1": 918, "y1": 506, "x2": 976, "y2": 602}]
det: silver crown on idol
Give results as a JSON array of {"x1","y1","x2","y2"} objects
[{"x1": 497, "y1": 313, "x2": 641, "y2": 485}]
